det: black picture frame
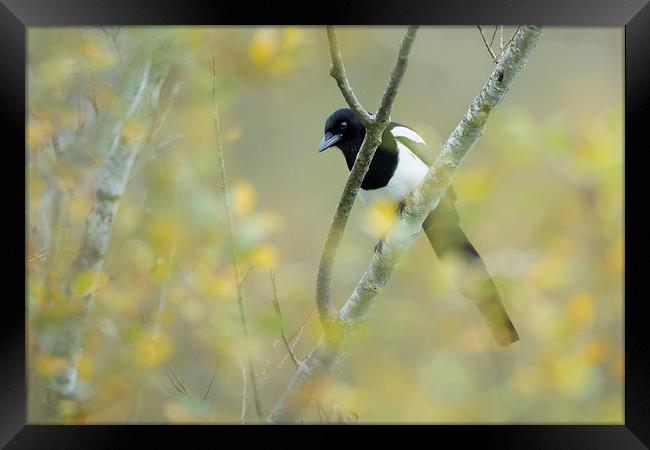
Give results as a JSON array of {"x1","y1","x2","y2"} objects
[{"x1": 4, "y1": 0, "x2": 648, "y2": 447}]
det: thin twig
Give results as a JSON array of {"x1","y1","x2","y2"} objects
[
  {"x1": 157, "y1": 381, "x2": 176, "y2": 401},
  {"x1": 202, "y1": 358, "x2": 222, "y2": 403},
  {"x1": 489, "y1": 26, "x2": 499, "y2": 47},
  {"x1": 477, "y1": 25, "x2": 498, "y2": 63},
  {"x1": 325, "y1": 27, "x2": 373, "y2": 127},
  {"x1": 207, "y1": 41, "x2": 264, "y2": 422},
  {"x1": 237, "y1": 357, "x2": 248, "y2": 423},
  {"x1": 500, "y1": 25, "x2": 504, "y2": 53},
  {"x1": 101, "y1": 27, "x2": 127, "y2": 73},
  {"x1": 498, "y1": 26, "x2": 522, "y2": 60},
  {"x1": 166, "y1": 363, "x2": 190, "y2": 397},
  {"x1": 270, "y1": 269, "x2": 300, "y2": 367},
  {"x1": 288, "y1": 305, "x2": 315, "y2": 344},
  {"x1": 241, "y1": 266, "x2": 255, "y2": 285}
]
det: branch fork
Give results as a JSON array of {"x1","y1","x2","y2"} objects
[{"x1": 269, "y1": 25, "x2": 543, "y2": 423}]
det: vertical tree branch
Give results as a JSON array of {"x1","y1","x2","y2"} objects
[
  {"x1": 208, "y1": 49, "x2": 264, "y2": 422},
  {"x1": 269, "y1": 25, "x2": 543, "y2": 423},
  {"x1": 316, "y1": 26, "x2": 419, "y2": 342}
]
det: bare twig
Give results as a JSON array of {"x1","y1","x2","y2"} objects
[
  {"x1": 316, "y1": 26, "x2": 419, "y2": 342},
  {"x1": 499, "y1": 26, "x2": 522, "y2": 60},
  {"x1": 166, "y1": 363, "x2": 190, "y2": 397},
  {"x1": 237, "y1": 357, "x2": 248, "y2": 423},
  {"x1": 269, "y1": 25, "x2": 543, "y2": 423},
  {"x1": 207, "y1": 43, "x2": 264, "y2": 422},
  {"x1": 326, "y1": 28, "x2": 373, "y2": 127},
  {"x1": 202, "y1": 359, "x2": 222, "y2": 403},
  {"x1": 477, "y1": 25, "x2": 499, "y2": 63},
  {"x1": 102, "y1": 27, "x2": 127, "y2": 73},
  {"x1": 270, "y1": 269, "x2": 300, "y2": 367},
  {"x1": 500, "y1": 25, "x2": 505, "y2": 53},
  {"x1": 489, "y1": 26, "x2": 499, "y2": 47},
  {"x1": 288, "y1": 305, "x2": 315, "y2": 344},
  {"x1": 241, "y1": 266, "x2": 255, "y2": 285}
]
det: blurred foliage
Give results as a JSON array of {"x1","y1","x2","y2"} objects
[{"x1": 27, "y1": 27, "x2": 623, "y2": 424}]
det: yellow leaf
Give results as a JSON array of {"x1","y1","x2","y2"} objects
[
  {"x1": 611, "y1": 351, "x2": 624, "y2": 380},
  {"x1": 35, "y1": 355, "x2": 69, "y2": 376},
  {"x1": 120, "y1": 121, "x2": 146, "y2": 146},
  {"x1": 548, "y1": 355, "x2": 589, "y2": 395},
  {"x1": 232, "y1": 180, "x2": 256, "y2": 216},
  {"x1": 248, "y1": 212, "x2": 285, "y2": 235},
  {"x1": 454, "y1": 167, "x2": 493, "y2": 202},
  {"x1": 146, "y1": 214, "x2": 186, "y2": 255},
  {"x1": 581, "y1": 339, "x2": 607, "y2": 365},
  {"x1": 268, "y1": 55, "x2": 296, "y2": 75},
  {"x1": 70, "y1": 270, "x2": 109, "y2": 297},
  {"x1": 57, "y1": 399, "x2": 79, "y2": 418},
  {"x1": 77, "y1": 354, "x2": 94, "y2": 380},
  {"x1": 131, "y1": 332, "x2": 173, "y2": 368},
  {"x1": 250, "y1": 244, "x2": 278, "y2": 269},
  {"x1": 531, "y1": 254, "x2": 570, "y2": 290},
  {"x1": 69, "y1": 195, "x2": 92, "y2": 220},
  {"x1": 164, "y1": 402, "x2": 200, "y2": 423},
  {"x1": 249, "y1": 29, "x2": 278, "y2": 65},
  {"x1": 81, "y1": 40, "x2": 117, "y2": 70},
  {"x1": 151, "y1": 256, "x2": 171, "y2": 281},
  {"x1": 282, "y1": 27, "x2": 303, "y2": 48},
  {"x1": 606, "y1": 236, "x2": 624, "y2": 276},
  {"x1": 361, "y1": 199, "x2": 397, "y2": 238},
  {"x1": 568, "y1": 291, "x2": 595, "y2": 329},
  {"x1": 27, "y1": 118, "x2": 54, "y2": 150},
  {"x1": 321, "y1": 381, "x2": 360, "y2": 411},
  {"x1": 224, "y1": 127, "x2": 243, "y2": 142}
]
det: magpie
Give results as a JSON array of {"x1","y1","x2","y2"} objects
[{"x1": 319, "y1": 107, "x2": 519, "y2": 346}]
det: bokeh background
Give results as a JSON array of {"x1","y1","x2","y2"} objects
[{"x1": 26, "y1": 26, "x2": 623, "y2": 423}]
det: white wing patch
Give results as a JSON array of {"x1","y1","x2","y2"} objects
[
  {"x1": 390, "y1": 126, "x2": 426, "y2": 144},
  {"x1": 359, "y1": 141, "x2": 429, "y2": 205}
]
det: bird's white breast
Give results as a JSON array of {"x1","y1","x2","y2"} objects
[{"x1": 358, "y1": 141, "x2": 429, "y2": 205}]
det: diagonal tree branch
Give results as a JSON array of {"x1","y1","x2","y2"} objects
[
  {"x1": 316, "y1": 26, "x2": 419, "y2": 342},
  {"x1": 269, "y1": 25, "x2": 543, "y2": 424}
]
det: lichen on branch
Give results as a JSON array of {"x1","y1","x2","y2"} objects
[{"x1": 269, "y1": 25, "x2": 543, "y2": 424}]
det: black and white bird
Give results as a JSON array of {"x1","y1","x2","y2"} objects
[{"x1": 319, "y1": 107, "x2": 519, "y2": 346}]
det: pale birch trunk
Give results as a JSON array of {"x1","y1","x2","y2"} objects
[{"x1": 41, "y1": 57, "x2": 171, "y2": 418}]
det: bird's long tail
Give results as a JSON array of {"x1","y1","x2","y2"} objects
[{"x1": 422, "y1": 196, "x2": 519, "y2": 347}]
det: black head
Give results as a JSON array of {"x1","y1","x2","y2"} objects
[{"x1": 318, "y1": 108, "x2": 365, "y2": 153}]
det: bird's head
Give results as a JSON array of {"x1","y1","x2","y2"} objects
[{"x1": 319, "y1": 107, "x2": 365, "y2": 153}]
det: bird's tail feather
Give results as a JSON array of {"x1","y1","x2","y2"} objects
[{"x1": 422, "y1": 205, "x2": 519, "y2": 347}]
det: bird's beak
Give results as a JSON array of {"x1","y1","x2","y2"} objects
[{"x1": 318, "y1": 132, "x2": 342, "y2": 152}]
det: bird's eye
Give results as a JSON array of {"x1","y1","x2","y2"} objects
[{"x1": 339, "y1": 122, "x2": 348, "y2": 131}]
